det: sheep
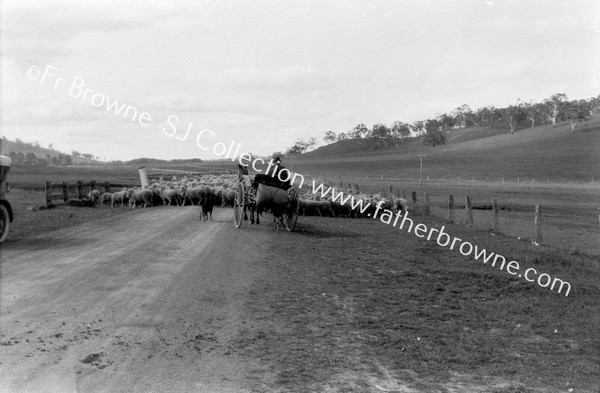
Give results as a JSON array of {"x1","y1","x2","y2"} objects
[
  {"x1": 111, "y1": 189, "x2": 128, "y2": 208},
  {"x1": 127, "y1": 188, "x2": 153, "y2": 208},
  {"x1": 183, "y1": 187, "x2": 205, "y2": 206},
  {"x1": 99, "y1": 192, "x2": 113, "y2": 205},
  {"x1": 160, "y1": 187, "x2": 180, "y2": 206},
  {"x1": 221, "y1": 189, "x2": 236, "y2": 207},
  {"x1": 392, "y1": 197, "x2": 410, "y2": 215},
  {"x1": 298, "y1": 200, "x2": 335, "y2": 217},
  {"x1": 87, "y1": 189, "x2": 101, "y2": 203}
]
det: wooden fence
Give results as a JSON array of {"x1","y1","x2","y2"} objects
[
  {"x1": 314, "y1": 178, "x2": 585, "y2": 252},
  {"x1": 44, "y1": 180, "x2": 137, "y2": 208}
]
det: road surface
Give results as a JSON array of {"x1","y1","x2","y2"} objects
[{"x1": 0, "y1": 206, "x2": 275, "y2": 393}]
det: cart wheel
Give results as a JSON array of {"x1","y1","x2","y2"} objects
[
  {"x1": 284, "y1": 199, "x2": 299, "y2": 232},
  {"x1": 233, "y1": 182, "x2": 245, "y2": 228},
  {"x1": 0, "y1": 205, "x2": 9, "y2": 243}
]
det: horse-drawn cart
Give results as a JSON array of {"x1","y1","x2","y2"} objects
[
  {"x1": 233, "y1": 177, "x2": 299, "y2": 232},
  {"x1": 0, "y1": 155, "x2": 14, "y2": 243}
]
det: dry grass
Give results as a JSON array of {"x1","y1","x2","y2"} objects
[
  {"x1": 236, "y1": 216, "x2": 600, "y2": 392},
  {"x1": 3, "y1": 188, "x2": 134, "y2": 244}
]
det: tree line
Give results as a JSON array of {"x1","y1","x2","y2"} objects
[
  {"x1": 0, "y1": 136, "x2": 100, "y2": 167},
  {"x1": 321, "y1": 93, "x2": 599, "y2": 148}
]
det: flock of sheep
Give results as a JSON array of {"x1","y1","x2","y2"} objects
[{"x1": 85, "y1": 173, "x2": 412, "y2": 219}]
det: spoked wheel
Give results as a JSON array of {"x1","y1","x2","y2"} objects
[
  {"x1": 0, "y1": 205, "x2": 10, "y2": 243},
  {"x1": 233, "y1": 182, "x2": 245, "y2": 228},
  {"x1": 283, "y1": 198, "x2": 299, "y2": 232}
]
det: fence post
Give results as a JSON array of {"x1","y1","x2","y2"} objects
[
  {"x1": 45, "y1": 181, "x2": 52, "y2": 208},
  {"x1": 104, "y1": 181, "x2": 110, "y2": 193},
  {"x1": 424, "y1": 192, "x2": 430, "y2": 216},
  {"x1": 448, "y1": 195, "x2": 455, "y2": 223},
  {"x1": 465, "y1": 196, "x2": 474, "y2": 227},
  {"x1": 402, "y1": 189, "x2": 407, "y2": 199},
  {"x1": 411, "y1": 191, "x2": 417, "y2": 203},
  {"x1": 388, "y1": 184, "x2": 393, "y2": 199},
  {"x1": 534, "y1": 204, "x2": 542, "y2": 243},
  {"x1": 356, "y1": 184, "x2": 360, "y2": 194},
  {"x1": 77, "y1": 181, "x2": 83, "y2": 199},
  {"x1": 351, "y1": 183, "x2": 356, "y2": 195},
  {"x1": 492, "y1": 198, "x2": 499, "y2": 232},
  {"x1": 90, "y1": 180, "x2": 96, "y2": 192},
  {"x1": 62, "y1": 181, "x2": 68, "y2": 202}
]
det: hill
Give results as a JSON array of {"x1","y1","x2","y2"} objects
[
  {"x1": 290, "y1": 119, "x2": 600, "y2": 183},
  {"x1": 0, "y1": 138, "x2": 95, "y2": 165}
]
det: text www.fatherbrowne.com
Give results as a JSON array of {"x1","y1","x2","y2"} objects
[{"x1": 310, "y1": 181, "x2": 572, "y2": 297}]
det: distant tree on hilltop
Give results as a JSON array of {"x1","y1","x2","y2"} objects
[
  {"x1": 323, "y1": 131, "x2": 337, "y2": 143},
  {"x1": 423, "y1": 119, "x2": 445, "y2": 147},
  {"x1": 391, "y1": 121, "x2": 411, "y2": 144},
  {"x1": 543, "y1": 93, "x2": 568, "y2": 127},
  {"x1": 350, "y1": 123, "x2": 369, "y2": 139},
  {"x1": 371, "y1": 123, "x2": 391, "y2": 147},
  {"x1": 564, "y1": 99, "x2": 591, "y2": 133},
  {"x1": 503, "y1": 105, "x2": 526, "y2": 134},
  {"x1": 285, "y1": 137, "x2": 318, "y2": 157}
]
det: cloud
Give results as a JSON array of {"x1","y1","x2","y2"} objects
[{"x1": 0, "y1": 0, "x2": 178, "y2": 66}]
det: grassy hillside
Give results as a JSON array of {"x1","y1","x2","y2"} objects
[
  {"x1": 293, "y1": 119, "x2": 600, "y2": 182},
  {"x1": 1, "y1": 139, "x2": 94, "y2": 164}
]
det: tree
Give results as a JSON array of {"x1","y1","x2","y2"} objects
[
  {"x1": 518, "y1": 99, "x2": 542, "y2": 128},
  {"x1": 51, "y1": 156, "x2": 59, "y2": 165},
  {"x1": 543, "y1": 93, "x2": 568, "y2": 127},
  {"x1": 15, "y1": 152, "x2": 25, "y2": 166},
  {"x1": 25, "y1": 152, "x2": 37, "y2": 166},
  {"x1": 48, "y1": 143, "x2": 54, "y2": 150},
  {"x1": 422, "y1": 119, "x2": 445, "y2": 147},
  {"x1": 452, "y1": 104, "x2": 474, "y2": 128},
  {"x1": 323, "y1": 131, "x2": 337, "y2": 144},
  {"x1": 390, "y1": 121, "x2": 411, "y2": 144},
  {"x1": 437, "y1": 113, "x2": 455, "y2": 131},
  {"x1": 285, "y1": 137, "x2": 318, "y2": 157},
  {"x1": 71, "y1": 150, "x2": 81, "y2": 158},
  {"x1": 82, "y1": 153, "x2": 94, "y2": 160},
  {"x1": 371, "y1": 123, "x2": 391, "y2": 146},
  {"x1": 489, "y1": 107, "x2": 504, "y2": 128},
  {"x1": 564, "y1": 99, "x2": 591, "y2": 133},
  {"x1": 503, "y1": 105, "x2": 525, "y2": 134},
  {"x1": 476, "y1": 105, "x2": 494, "y2": 127},
  {"x1": 411, "y1": 121, "x2": 425, "y2": 136},
  {"x1": 350, "y1": 123, "x2": 369, "y2": 139},
  {"x1": 336, "y1": 132, "x2": 349, "y2": 141},
  {"x1": 64, "y1": 155, "x2": 73, "y2": 166},
  {"x1": 8, "y1": 151, "x2": 17, "y2": 163}
]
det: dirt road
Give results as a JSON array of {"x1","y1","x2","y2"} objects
[{"x1": 0, "y1": 206, "x2": 274, "y2": 393}]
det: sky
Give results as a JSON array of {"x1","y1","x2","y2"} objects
[{"x1": 1, "y1": 0, "x2": 599, "y2": 161}]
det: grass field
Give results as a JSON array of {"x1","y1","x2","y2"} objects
[
  {"x1": 297, "y1": 119, "x2": 600, "y2": 183},
  {"x1": 242, "y1": 216, "x2": 599, "y2": 392}
]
